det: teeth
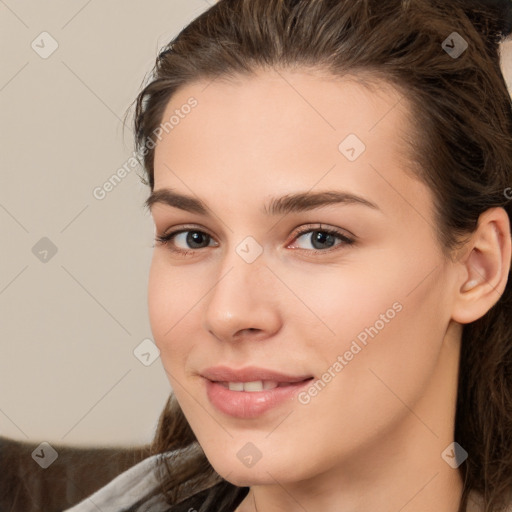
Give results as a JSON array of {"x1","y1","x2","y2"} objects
[
  {"x1": 243, "y1": 381, "x2": 263, "y2": 392},
  {"x1": 228, "y1": 382, "x2": 244, "y2": 391},
  {"x1": 226, "y1": 380, "x2": 279, "y2": 392}
]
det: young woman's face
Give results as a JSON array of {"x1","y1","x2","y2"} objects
[{"x1": 148, "y1": 69, "x2": 461, "y2": 486}]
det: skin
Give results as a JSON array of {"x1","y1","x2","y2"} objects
[{"x1": 147, "y1": 68, "x2": 511, "y2": 512}]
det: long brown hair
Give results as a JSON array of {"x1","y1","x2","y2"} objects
[{"x1": 129, "y1": 1, "x2": 512, "y2": 510}]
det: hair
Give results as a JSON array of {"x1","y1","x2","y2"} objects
[{"x1": 129, "y1": 1, "x2": 512, "y2": 511}]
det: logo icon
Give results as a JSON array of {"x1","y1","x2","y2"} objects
[
  {"x1": 442, "y1": 32, "x2": 468, "y2": 59},
  {"x1": 32, "y1": 237, "x2": 58, "y2": 263},
  {"x1": 237, "y1": 442, "x2": 263, "y2": 468},
  {"x1": 441, "y1": 442, "x2": 468, "y2": 468},
  {"x1": 133, "y1": 338, "x2": 160, "y2": 366},
  {"x1": 32, "y1": 442, "x2": 58, "y2": 469},
  {"x1": 31, "y1": 32, "x2": 59, "y2": 59},
  {"x1": 236, "y1": 236, "x2": 263, "y2": 264},
  {"x1": 338, "y1": 134, "x2": 366, "y2": 162}
]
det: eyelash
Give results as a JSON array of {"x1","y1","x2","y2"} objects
[{"x1": 154, "y1": 224, "x2": 355, "y2": 257}]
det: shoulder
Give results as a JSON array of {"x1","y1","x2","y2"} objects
[
  {"x1": 63, "y1": 451, "x2": 172, "y2": 512},
  {"x1": 62, "y1": 447, "x2": 248, "y2": 512}
]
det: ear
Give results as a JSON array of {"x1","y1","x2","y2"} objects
[{"x1": 451, "y1": 207, "x2": 512, "y2": 324}]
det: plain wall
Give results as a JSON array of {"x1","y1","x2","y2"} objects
[
  {"x1": 1, "y1": 2, "x2": 511, "y2": 447},
  {"x1": 0, "y1": 0, "x2": 214, "y2": 447}
]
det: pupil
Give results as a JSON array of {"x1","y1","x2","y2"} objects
[
  {"x1": 187, "y1": 231, "x2": 208, "y2": 248},
  {"x1": 313, "y1": 231, "x2": 334, "y2": 250}
]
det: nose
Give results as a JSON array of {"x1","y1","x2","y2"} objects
[{"x1": 203, "y1": 249, "x2": 282, "y2": 343}]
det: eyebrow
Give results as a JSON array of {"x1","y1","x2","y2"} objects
[{"x1": 145, "y1": 188, "x2": 379, "y2": 216}]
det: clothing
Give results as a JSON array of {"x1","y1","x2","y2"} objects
[
  {"x1": 63, "y1": 450, "x2": 248, "y2": 512},
  {"x1": 63, "y1": 452, "x2": 171, "y2": 512},
  {"x1": 63, "y1": 452, "x2": 509, "y2": 512}
]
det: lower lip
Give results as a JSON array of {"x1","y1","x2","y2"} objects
[{"x1": 205, "y1": 379, "x2": 312, "y2": 419}]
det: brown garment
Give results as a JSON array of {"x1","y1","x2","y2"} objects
[{"x1": 0, "y1": 436, "x2": 150, "y2": 512}]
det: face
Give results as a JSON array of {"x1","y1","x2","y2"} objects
[{"x1": 148, "y1": 69, "x2": 459, "y2": 486}]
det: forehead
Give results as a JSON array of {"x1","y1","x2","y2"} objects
[
  {"x1": 154, "y1": 67, "x2": 416, "y2": 175},
  {"x1": 152, "y1": 68, "x2": 430, "y2": 224}
]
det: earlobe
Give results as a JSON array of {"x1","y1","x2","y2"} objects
[{"x1": 452, "y1": 207, "x2": 511, "y2": 324}]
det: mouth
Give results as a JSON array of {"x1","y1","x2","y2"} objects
[
  {"x1": 200, "y1": 365, "x2": 313, "y2": 384},
  {"x1": 214, "y1": 380, "x2": 312, "y2": 391},
  {"x1": 201, "y1": 366, "x2": 314, "y2": 418}
]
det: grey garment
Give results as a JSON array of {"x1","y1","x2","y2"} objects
[
  {"x1": 61, "y1": 448, "x2": 509, "y2": 512},
  {"x1": 63, "y1": 452, "x2": 172, "y2": 512}
]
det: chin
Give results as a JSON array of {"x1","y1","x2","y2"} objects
[
  {"x1": 219, "y1": 467, "x2": 278, "y2": 487},
  {"x1": 204, "y1": 448, "x2": 299, "y2": 487}
]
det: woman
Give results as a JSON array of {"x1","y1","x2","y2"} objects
[{"x1": 66, "y1": 0, "x2": 512, "y2": 511}]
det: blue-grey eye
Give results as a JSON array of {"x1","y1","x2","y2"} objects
[
  {"x1": 294, "y1": 230, "x2": 350, "y2": 250},
  {"x1": 174, "y1": 231, "x2": 213, "y2": 249}
]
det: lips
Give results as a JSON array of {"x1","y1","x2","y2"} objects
[
  {"x1": 201, "y1": 365, "x2": 313, "y2": 384},
  {"x1": 201, "y1": 366, "x2": 314, "y2": 418}
]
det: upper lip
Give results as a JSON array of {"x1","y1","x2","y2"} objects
[{"x1": 201, "y1": 365, "x2": 313, "y2": 383}]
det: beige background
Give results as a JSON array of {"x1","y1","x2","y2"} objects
[{"x1": 1, "y1": 2, "x2": 511, "y2": 447}]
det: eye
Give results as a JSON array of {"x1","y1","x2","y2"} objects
[
  {"x1": 289, "y1": 225, "x2": 354, "y2": 252},
  {"x1": 154, "y1": 224, "x2": 355, "y2": 257},
  {"x1": 154, "y1": 228, "x2": 217, "y2": 255}
]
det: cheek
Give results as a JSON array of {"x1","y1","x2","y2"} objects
[
  {"x1": 147, "y1": 255, "x2": 201, "y2": 368},
  {"x1": 276, "y1": 255, "x2": 410, "y2": 358},
  {"x1": 291, "y1": 247, "x2": 449, "y2": 398}
]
